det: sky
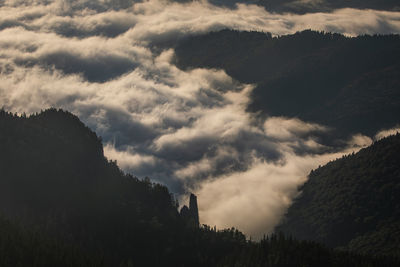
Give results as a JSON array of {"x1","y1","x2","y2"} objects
[{"x1": 1, "y1": 0, "x2": 400, "y2": 238}]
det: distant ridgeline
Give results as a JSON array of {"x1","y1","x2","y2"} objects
[
  {"x1": 174, "y1": 30, "x2": 400, "y2": 138},
  {"x1": 276, "y1": 134, "x2": 400, "y2": 257},
  {"x1": 260, "y1": 0, "x2": 400, "y2": 13},
  {"x1": 0, "y1": 108, "x2": 399, "y2": 266},
  {"x1": 172, "y1": 0, "x2": 400, "y2": 13},
  {"x1": 264, "y1": 0, "x2": 400, "y2": 13}
]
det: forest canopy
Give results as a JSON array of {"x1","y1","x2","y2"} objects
[{"x1": 0, "y1": 108, "x2": 399, "y2": 266}]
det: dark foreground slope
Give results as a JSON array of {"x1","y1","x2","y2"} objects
[
  {"x1": 217, "y1": 233, "x2": 399, "y2": 267},
  {"x1": 0, "y1": 215, "x2": 102, "y2": 267},
  {"x1": 0, "y1": 108, "x2": 247, "y2": 266},
  {"x1": 174, "y1": 30, "x2": 400, "y2": 137},
  {"x1": 0, "y1": 109, "x2": 398, "y2": 266},
  {"x1": 276, "y1": 134, "x2": 400, "y2": 256}
]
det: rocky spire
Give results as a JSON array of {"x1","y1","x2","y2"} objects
[
  {"x1": 189, "y1": 193, "x2": 199, "y2": 226},
  {"x1": 179, "y1": 193, "x2": 199, "y2": 227}
]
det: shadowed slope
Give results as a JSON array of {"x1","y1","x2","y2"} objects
[
  {"x1": 174, "y1": 30, "x2": 400, "y2": 137},
  {"x1": 276, "y1": 134, "x2": 400, "y2": 256}
]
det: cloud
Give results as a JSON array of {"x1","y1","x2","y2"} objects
[
  {"x1": 264, "y1": 117, "x2": 329, "y2": 140},
  {"x1": 39, "y1": 11, "x2": 138, "y2": 38},
  {"x1": 195, "y1": 147, "x2": 361, "y2": 238},
  {"x1": 16, "y1": 50, "x2": 138, "y2": 82},
  {"x1": 104, "y1": 143, "x2": 158, "y2": 171},
  {"x1": 348, "y1": 134, "x2": 373, "y2": 147},
  {"x1": 375, "y1": 126, "x2": 400, "y2": 140},
  {"x1": 0, "y1": 0, "x2": 398, "y2": 238},
  {"x1": 1, "y1": 29, "x2": 144, "y2": 82},
  {"x1": 126, "y1": 3, "x2": 400, "y2": 46}
]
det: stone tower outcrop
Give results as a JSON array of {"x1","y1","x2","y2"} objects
[
  {"x1": 179, "y1": 193, "x2": 199, "y2": 227},
  {"x1": 189, "y1": 193, "x2": 199, "y2": 226}
]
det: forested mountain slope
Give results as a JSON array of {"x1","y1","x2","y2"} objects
[
  {"x1": 0, "y1": 109, "x2": 399, "y2": 266},
  {"x1": 174, "y1": 30, "x2": 400, "y2": 137},
  {"x1": 183, "y1": 0, "x2": 400, "y2": 14},
  {"x1": 0, "y1": 215, "x2": 102, "y2": 267},
  {"x1": 0, "y1": 108, "x2": 246, "y2": 266},
  {"x1": 257, "y1": 0, "x2": 400, "y2": 14},
  {"x1": 276, "y1": 134, "x2": 400, "y2": 256}
]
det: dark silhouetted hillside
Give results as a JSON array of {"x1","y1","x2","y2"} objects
[
  {"x1": 0, "y1": 108, "x2": 247, "y2": 266},
  {"x1": 181, "y1": 0, "x2": 400, "y2": 14},
  {"x1": 174, "y1": 30, "x2": 400, "y2": 137},
  {"x1": 276, "y1": 134, "x2": 400, "y2": 256},
  {"x1": 0, "y1": 215, "x2": 102, "y2": 267},
  {"x1": 217, "y1": 232, "x2": 400, "y2": 267},
  {"x1": 258, "y1": 0, "x2": 400, "y2": 14},
  {"x1": 0, "y1": 108, "x2": 398, "y2": 266}
]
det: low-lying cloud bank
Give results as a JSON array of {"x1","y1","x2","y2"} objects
[
  {"x1": 375, "y1": 126, "x2": 400, "y2": 140},
  {"x1": 1, "y1": 0, "x2": 399, "y2": 238}
]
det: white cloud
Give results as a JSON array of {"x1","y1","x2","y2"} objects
[
  {"x1": 196, "y1": 146, "x2": 363, "y2": 239},
  {"x1": 348, "y1": 134, "x2": 373, "y2": 147},
  {"x1": 375, "y1": 126, "x2": 400, "y2": 140},
  {"x1": 264, "y1": 117, "x2": 328, "y2": 140},
  {"x1": 104, "y1": 143, "x2": 158, "y2": 170}
]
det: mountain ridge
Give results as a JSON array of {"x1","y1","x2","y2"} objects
[
  {"x1": 276, "y1": 133, "x2": 400, "y2": 256},
  {"x1": 0, "y1": 108, "x2": 399, "y2": 265},
  {"x1": 174, "y1": 29, "x2": 400, "y2": 138}
]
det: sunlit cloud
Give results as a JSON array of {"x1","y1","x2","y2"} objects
[{"x1": 375, "y1": 126, "x2": 400, "y2": 140}]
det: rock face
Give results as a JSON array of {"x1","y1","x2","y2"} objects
[
  {"x1": 180, "y1": 193, "x2": 199, "y2": 227},
  {"x1": 189, "y1": 193, "x2": 199, "y2": 226}
]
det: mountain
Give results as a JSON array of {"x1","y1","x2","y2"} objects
[
  {"x1": 0, "y1": 108, "x2": 398, "y2": 266},
  {"x1": 174, "y1": 30, "x2": 400, "y2": 138},
  {"x1": 217, "y1": 233, "x2": 400, "y2": 267},
  {"x1": 179, "y1": 0, "x2": 400, "y2": 14},
  {"x1": 0, "y1": 108, "x2": 247, "y2": 266},
  {"x1": 257, "y1": 0, "x2": 400, "y2": 14},
  {"x1": 276, "y1": 133, "x2": 400, "y2": 256},
  {"x1": 0, "y1": 215, "x2": 101, "y2": 267}
]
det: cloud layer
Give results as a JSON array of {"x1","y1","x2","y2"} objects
[{"x1": 1, "y1": 0, "x2": 399, "y2": 238}]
